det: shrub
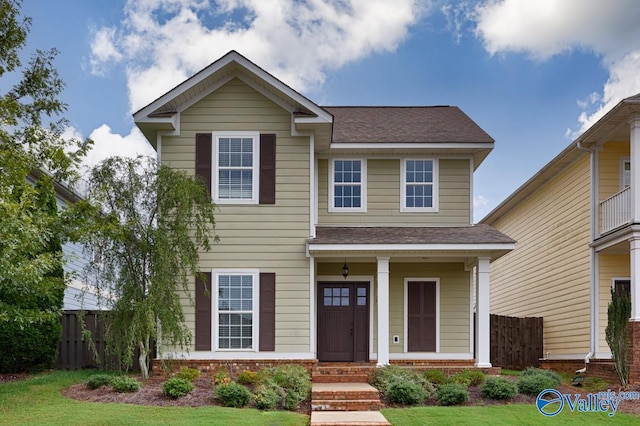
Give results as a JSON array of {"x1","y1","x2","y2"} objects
[
  {"x1": 86, "y1": 374, "x2": 113, "y2": 390},
  {"x1": 254, "y1": 384, "x2": 286, "y2": 410},
  {"x1": 213, "y1": 368, "x2": 231, "y2": 385},
  {"x1": 237, "y1": 370, "x2": 259, "y2": 386},
  {"x1": 423, "y1": 369, "x2": 447, "y2": 385},
  {"x1": 521, "y1": 367, "x2": 561, "y2": 386},
  {"x1": 386, "y1": 378, "x2": 428, "y2": 405},
  {"x1": 259, "y1": 365, "x2": 312, "y2": 411},
  {"x1": 174, "y1": 367, "x2": 200, "y2": 382},
  {"x1": 0, "y1": 315, "x2": 62, "y2": 373},
  {"x1": 111, "y1": 376, "x2": 141, "y2": 393},
  {"x1": 215, "y1": 382, "x2": 252, "y2": 408},
  {"x1": 436, "y1": 383, "x2": 469, "y2": 406},
  {"x1": 460, "y1": 369, "x2": 486, "y2": 386},
  {"x1": 370, "y1": 365, "x2": 433, "y2": 395},
  {"x1": 446, "y1": 373, "x2": 471, "y2": 387},
  {"x1": 162, "y1": 378, "x2": 194, "y2": 399},
  {"x1": 518, "y1": 369, "x2": 560, "y2": 396},
  {"x1": 480, "y1": 376, "x2": 518, "y2": 400}
]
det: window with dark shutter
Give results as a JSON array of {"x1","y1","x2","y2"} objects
[
  {"x1": 259, "y1": 134, "x2": 276, "y2": 204},
  {"x1": 195, "y1": 133, "x2": 212, "y2": 195},
  {"x1": 195, "y1": 272, "x2": 212, "y2": 350},
  {"x1": 259, "y1": 272, "x2": 276, "y2": 351},
  {"x1": 407, "y1": 281, "x2": 436, "y2": 352}
]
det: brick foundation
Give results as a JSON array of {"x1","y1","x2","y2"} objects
[
  {"x1": 628, "y1": 321, "x2": 640, "y2": 384},
  {"x1": 586, "y1": 359, "x2": 618, "y2": 383},
  {"x1": 539, "y1": 359, "x2": 586, "y2": 375}
]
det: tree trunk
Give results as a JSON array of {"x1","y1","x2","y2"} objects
[{"x1": 139, "y1": 341, "x2": 149, "y2": 380}]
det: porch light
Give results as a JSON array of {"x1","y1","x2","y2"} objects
[{"x1": 342, "y1": 260, "x2": 349, "y2": 279}]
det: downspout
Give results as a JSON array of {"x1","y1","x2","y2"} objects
[{"x1": 577, "y1": 139, "x2": 597, "y2": 364}]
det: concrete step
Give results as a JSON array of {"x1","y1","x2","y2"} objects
[{"x1": 310, "y1": 411, "x2": 390, "y2": 426}]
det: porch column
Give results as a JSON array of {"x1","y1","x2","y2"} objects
[
  {"x1": 475, "y1": 257, "x2": 492, "y2": 368},
  {"x1": 631, "y1": 237, "x2": 640, "y2": 321},
  {"x1": 377, "y1": 257, "x2": 390, "y2": 366}
]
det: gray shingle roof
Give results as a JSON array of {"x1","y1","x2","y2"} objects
[
  {"x1": 322, "y1": 106, "x2": 494, "y2": 144},
  {"x1": 308, "y1": 224, "x2": 515, "y2": 245}
]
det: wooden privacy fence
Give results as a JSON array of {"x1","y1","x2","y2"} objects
[
  {"x1": 55, "y1": 311, "x2": 145, "y2": 371},
  {"x1": 490, "y1": 314, "x2": 543, "y2": 370}
]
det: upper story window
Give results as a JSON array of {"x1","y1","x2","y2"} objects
[
  {"x1": 329, "y1": 159, "x2": 367, "y2": 212},
  {"x1": 622, "y1": 158, "x2": 631, "y2": 189},
  {"x1": 212, "y1": 132, "x2": 259, "y2": 204},
  {"x1": 401, "y1": 159, "x2": 438, "y2": 212}
]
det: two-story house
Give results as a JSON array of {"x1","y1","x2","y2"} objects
[
  {"x1": 133, "y1": 51, "x2": 514, "y2": 370},
  {"x1": 481, "y1": 93, "x2": 640, "y2": 382}
]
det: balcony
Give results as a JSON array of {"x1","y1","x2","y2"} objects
[{"x1": 601, "y1": 186, "x2": 631, "y2": 234}]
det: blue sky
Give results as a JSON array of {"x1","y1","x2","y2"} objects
[{"x1": 18, "y1": 0, "x2": 640, "y2": 220}]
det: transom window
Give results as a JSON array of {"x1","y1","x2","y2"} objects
[
  {"x1": 214, "y1": 271, "x2": 258, "y2": 350},
  {"x1": 401, "y1": 159, "x2": 438, "y2": 212},
  {"x1": 213, "y1": 132, "x2": 259, "y2": 204},
  {"x1": 329, "y1": 159, "x2": 366, "y2": 212}
]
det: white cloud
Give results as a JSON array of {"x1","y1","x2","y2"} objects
[
  {"x1": 90, "y1": 0, "x2": 429, "y2": 113},
  {"x1": 473, "y1": 194, "x2": 490, "y2": 222},
  {"x1": 472, "y1": 0, "x2": 640, "y2": 135},
  {"x1": 83, "y1": 124, "x2": 156, "y2": 169}
]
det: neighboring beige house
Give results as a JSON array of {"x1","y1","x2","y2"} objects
[
  {"x1": 481, "y1": 93, "x2": 640, "y2": 380},
  {"x1": 133, "y1": 51, "x2": 514, "y2": 369}
]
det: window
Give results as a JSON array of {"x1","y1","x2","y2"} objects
[
  {"x1": 401, "y1": 159, "x2": 438, "y2": 212},
  {"x1": 212, "y1": 132, "x2": 259, "y2": 204},
  {"x1": 329, "y1": 159, "x2": 366, "y2": 212},
  {"x1": 622, "y1": 158, "x2": 631, "y2": 189},
  {"x1": 214, "y1": 270, "x2": 258, "y2": 350}
]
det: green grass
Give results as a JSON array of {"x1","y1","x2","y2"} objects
[
  {"x1": 0, "y1": 370, "x2": 308, "y2": 426},
  {"x1": 382, "y1": 405, "x2": 640, "y2": 425}
]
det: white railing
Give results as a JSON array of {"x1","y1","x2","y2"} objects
[{"x1": 601, "y1": 186, "x2": 631, "y2": 234}]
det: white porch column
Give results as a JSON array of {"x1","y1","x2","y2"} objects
[
  {"x1": 377, "y1": 257, "x2": 390, "y2": 366},
  {"x1": 475, "y1": 257, "x2": 492, "y2": 368},
  {"x1": 631, "y1": 237, "x2": 640, "y2": 321}
]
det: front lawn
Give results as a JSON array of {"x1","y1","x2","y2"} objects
[
  {"x1": 0, "y1": 371, "x2": 308, "y2": 426},
  {"x1": 382, "y1": 405, "x2": 640, "y2": 425}
]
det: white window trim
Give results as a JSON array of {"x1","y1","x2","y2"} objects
[
  {"x1": 212, "y1": 268, "x2": 260, "y2": 352},
  {"x1": 328, "y1": 158, "x2": 367, "y2": 212},
  {"x1": 400, "y1": 158, "x2": 439, "y2": 213},
  {"x1": 403, "y1": 278, "x2": 440, "y2": 353},
  {"x1": 212, "y1": 131, "x2": 260, "y2": 204},
  {"x1": 621, "y1": 157, "x2": 631, "y2": 190}
]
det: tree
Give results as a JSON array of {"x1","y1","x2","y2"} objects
[
  {"x1": 82, "y1": 156, "x2": 218, "y2": 379},
  {"x1": 0, "y1": 0, "x2": 90, "y2": 372},
  {"x1": 605, "y1": 287, "x2": 632, "y2": 387}
]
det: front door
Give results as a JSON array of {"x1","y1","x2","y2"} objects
[{"x1": 317, "y1": 282, "x2": 369, "y2": 362}]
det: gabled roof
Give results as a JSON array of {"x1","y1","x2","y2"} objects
[
  {"x1": 323, "y1": 106, "x2": 494, "y2": 144},
  {"x1": 133, "y1": 50, "x2": 332, "y2": 144}
]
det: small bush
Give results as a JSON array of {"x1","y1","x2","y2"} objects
[
  {"x1": 215, "y1": 382, "x2": 252, "y2": 408},
  {"x1": 111, "y1": 376, "x2": 140, "y2": 393},
  {"x1": 460, "y1": 369, "x2": 486, "y2": 386},
  {"x1": 254, "y1": 384, "x2": 286, "y2": 410},
  {"x1": 518, "y1": 373, "x2": 559, "y2": 396},
  {"x1": 480, "y1": 376, "x2": 518, "y2": 400},
  {"x1": 423, "y1": 369, "x2": 447, "y2": 385},
  {"x1": 370, "y1": 365, "x2": 433, "y2": 396},
  {"x1": 436, "y1": 383, "x2": 469, "y2": 406},
  {"x1": 259, "y1": 365, "x2": 311, "y2": 411},
  {"x1": 446, "y1": 373, "x2": 471, "y2": 387},
  {"x1": 86, "y1": 374, "x2": 113, "y2": 389},
  {"x1": 521, "y1": 367, "x2": 561, "y2": 386},
  {"x1": 162, "y1": 378, "x2": 194, "y2": 399},
  {"x1": 174, "y1": 367, "x2": 200, "y2": 382},
  {"x1": 213, "y1": 368, "x2": 231, "y2": 385},
  {"x1": 237, "y1": 370, "x2": 259, "y2": 386},
  {"x1": 386, "y1": 378, "x2": 428, "y2": 405}
]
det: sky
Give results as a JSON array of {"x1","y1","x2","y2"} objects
[{"x1": 17, "y1": 0, "x2": 640, "y2": 221}]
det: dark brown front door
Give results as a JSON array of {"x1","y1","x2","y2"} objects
[
  {"x1": 407, "y1": 281, "x2": 437, "y2": 352},
  {"x1": 318, "y1": 282, "x2": 369, "y2": 362}
]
